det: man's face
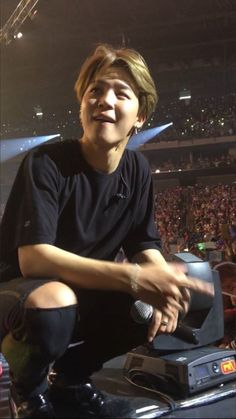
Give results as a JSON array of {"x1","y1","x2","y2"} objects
[{"x1": 80, "y1": 66, "x2": 143, "y2": 148}]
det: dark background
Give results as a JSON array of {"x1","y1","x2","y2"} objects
[{"x1": 1, "y1": 0, "x2": 236, "y2": 123}]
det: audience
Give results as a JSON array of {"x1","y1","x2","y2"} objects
[
  {"x1": 155, "y1": 183, "x2": 236, "y2": 262},
  {"x1": 149, "y1": 151, "x2": 236, "y2": 173},
  {"x1": 148, "y1": 92, "x2": 236, "y2": 142}
]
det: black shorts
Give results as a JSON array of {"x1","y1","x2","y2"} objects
[{"x1": 0, "y1": 277, "x2": 145, "y2": 346}]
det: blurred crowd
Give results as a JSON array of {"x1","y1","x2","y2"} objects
[
  {"x1": 1, "y1": 110, "x2": 80, "y2": 140},
  {"x1": 150, "y1": 92, "x2": 236, "y2": 142},
  {"x1": 155, "y1": 183, "x2": 236, "y2": 262},
  {"x1": 150, "y1": 151, "x2": 236, "y2": 173}
]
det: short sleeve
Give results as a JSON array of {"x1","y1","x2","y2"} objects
[{"x1": 1, "y1": 148, "x2": 60, "y2": 257}]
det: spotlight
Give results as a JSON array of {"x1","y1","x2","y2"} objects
[
  {"x1": 127, "y1": 122, "x2": 173, "y2": 150},
  {"x1": 179, "y1": 89, "x2": 191, "y2": 100},
  {"x1": 0, "y1": 134, "x2": 60, "y2": 163},
  {"x1": 13, "y1": 32, "x2": 23, "y2": 39}
]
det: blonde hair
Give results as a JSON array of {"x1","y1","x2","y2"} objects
[{"x1": 74, "y1": 44, "x2": 158, "y2": 120}]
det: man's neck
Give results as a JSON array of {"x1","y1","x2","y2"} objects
[{"x1": 79, "y1": 137, "x2": 127, "y2": 174}]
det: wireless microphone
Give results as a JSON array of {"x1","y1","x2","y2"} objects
[{"x1": 115, "y1": 193, "x2": 128, "y2": 199}]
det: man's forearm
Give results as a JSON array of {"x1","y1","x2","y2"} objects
[
  {"x1": 132, "y1": 248, "x2": 167, "y2": 266},
  {"x1": 18, "y1": 243, "x2": 133, "y2": 293}
]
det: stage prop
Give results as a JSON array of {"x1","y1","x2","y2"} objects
[{"x1": 124, "y1": 253, "x2": 236, "y2": 399}]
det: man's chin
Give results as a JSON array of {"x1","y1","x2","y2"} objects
[{"x1": 94, "y1": 135, "x2": 128, "y2": 148}]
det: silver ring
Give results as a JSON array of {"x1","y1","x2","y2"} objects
[{"x1": 161, "y1": 320, "x2": 168, "y2": 326}]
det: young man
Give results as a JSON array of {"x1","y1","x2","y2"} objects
[{"x1": 0, "y1": 44, "x2": 213, "y2": 418}]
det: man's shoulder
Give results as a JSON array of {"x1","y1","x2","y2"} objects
[
  {"x1": 124, "y1": 148, "x2": 150, "y2": 172},
  {"x1": 36, "y1": 138, "x2": 79, "y2": 157},
  {"x1": 27, "y1": 139, "x2": 83, "y2": 176}
]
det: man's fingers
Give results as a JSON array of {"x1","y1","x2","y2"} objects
[
  {"x1": 180, "y1": 276, "x2": 214, "y2": 296},
  {"x1": 182, "y1": 287, "x2": 191, "y2": 301},
  {"x1": 166, "y1": 263, "x2": 214, "y2": 297},
  {"x1": 179, "y1": 287, "x2": 191, "y2": 317},
  {"x1": 158, "y1": 315, "x2": 178, "y2": 334},
  {"x1": 170, "y1": 262, "x2": 188, "y2": 274},
  {"x1": 148, "y1": 309, "x2": 162, "y2": 342},
  {"x1": 164, "y1": 298, "x2": 182, "y2": 312}
]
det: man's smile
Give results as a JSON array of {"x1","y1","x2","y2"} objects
[{"x1": 93, "y1": 114, "x2": 116, "y2": 123}]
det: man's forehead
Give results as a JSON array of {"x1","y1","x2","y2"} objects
[{"x1": 93, "y1": 66, "x2": 137, "y2": 91}]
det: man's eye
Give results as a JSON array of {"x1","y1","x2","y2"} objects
[
  {"x1": 90, "y1": 86, "x2": 100, "y2": 93},
  {"x1": 117, "y1": 91, "x2": 130, "y2": 98}
]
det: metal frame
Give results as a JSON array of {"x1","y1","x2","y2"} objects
[{"x1": 0, "y1": 0, "x2": 39, "y2": 45}]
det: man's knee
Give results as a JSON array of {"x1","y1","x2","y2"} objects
[{"x1": 24, "y1": 281, "x2": 78, "y2": 309}]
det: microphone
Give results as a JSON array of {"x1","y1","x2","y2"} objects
[
  {"x1": 131, "y1": 300, "x2": 199, "y2": 344},
  {"x1": 130, "y1": 300, "x2": 153, "y2": 324},
  {"x1": 115, "y1": 193, "x2": 128, "y2": 199}
]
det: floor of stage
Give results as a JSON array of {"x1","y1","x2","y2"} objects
[{"x1": 1, "y1": 352, "x2": 236, "y2": 418}]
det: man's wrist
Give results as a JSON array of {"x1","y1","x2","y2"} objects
[{"x1": 130, "y1": 263, "x2": 141, "y2": 295}]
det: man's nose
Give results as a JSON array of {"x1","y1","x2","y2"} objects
[{"x1": 98, "y1": 89, "x2": 116, "y2": 108}]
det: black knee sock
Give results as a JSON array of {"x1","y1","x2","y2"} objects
[{"x1": 2, "y1": 304, "x2": 78, "y2": 397}]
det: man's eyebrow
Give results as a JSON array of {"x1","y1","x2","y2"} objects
[{"x1": 92, "y1": 79, "x2": 133, "y2": 90}]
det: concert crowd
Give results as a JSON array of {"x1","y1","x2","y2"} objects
[
  {"x1": 150, "y1": 92, "x2": 236, "y2": 141},
  {"x1": 150, "y1": 151, "x2": 236, "y2": 172},
  {"x1": 155, "y1": 183, "x2": 236, "y2": 263}
]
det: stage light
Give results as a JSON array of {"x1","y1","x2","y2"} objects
[
  {"x1": 0, "y1": 0, "x2": 39, "y2": 45},
  {"x1": 127, "y1": 122, "x2": 173, "y2": 150},
  {"x1": 34, "y1": 105, "x2": 43, "y2": 120},
  {"x1": 14, "y1": 32, "x2": 23, "y2": 39},
  {"x1": 179, "y1": 89, "x2": 191, "y2": 100},
  {"x1": 0, "y1": 134, "x2": 60, "y2": 163}
]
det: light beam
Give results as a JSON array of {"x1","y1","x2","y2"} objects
[
  {"x1": 0, "y1": 134, "x2": 60, "y2": 162},
  {"x1": 127, "y1": 122, "x2": 173, "y2": 150}
]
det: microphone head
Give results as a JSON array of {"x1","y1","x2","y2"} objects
[{"x1": 130, "y1": 300, "x2": 153, "y2": 324}]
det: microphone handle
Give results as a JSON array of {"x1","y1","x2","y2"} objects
[{"x1": 173, "y1": 323, "x2": 199, "y2": 344}]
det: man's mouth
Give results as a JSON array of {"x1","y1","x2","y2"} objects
[{"x1": 93, "y1": 114, "x2": 115, "y2": 123}]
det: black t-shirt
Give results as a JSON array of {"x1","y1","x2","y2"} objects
[{"x1": 0, "y1": 139, "x2": 161, "y2": 277}]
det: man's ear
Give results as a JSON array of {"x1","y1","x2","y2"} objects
[{"x1": 136, "y1": 115, "x2": 146, "y2": 129}]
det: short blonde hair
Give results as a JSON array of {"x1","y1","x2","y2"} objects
[{"x1": 74, "y1": 44, "x2": 158, "y2": 121}]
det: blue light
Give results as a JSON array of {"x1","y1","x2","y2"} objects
[
  {"x1": 127, "y1": 122, "x2": 173, "y2": 150},
  {"x1": 0, "y1": 134, "x2": 60, "y2": 162}
]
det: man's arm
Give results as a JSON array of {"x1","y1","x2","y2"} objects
[
  {"x1": 132, "y1": 248, "x2": 167, "y2": 266},
  {"x1": 18, "y1": 244, "x2": 213, "y2": 319},
  {"x1": 18, "y1": 243, "x2": 132, "y2": 293}
]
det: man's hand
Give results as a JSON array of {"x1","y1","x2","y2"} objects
[
  {"x1": 147, "y1": 287, "x2": 191, "y2": 342},
  {"x1": 133, "y1": 262, "x2": 214, "y2": 315},
  {"x1": 147, "y1": 306, "x2": 178, "y2": 342},
  {"x1": 132, "y1": 249, "x2": 213, "y2": 342}
]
